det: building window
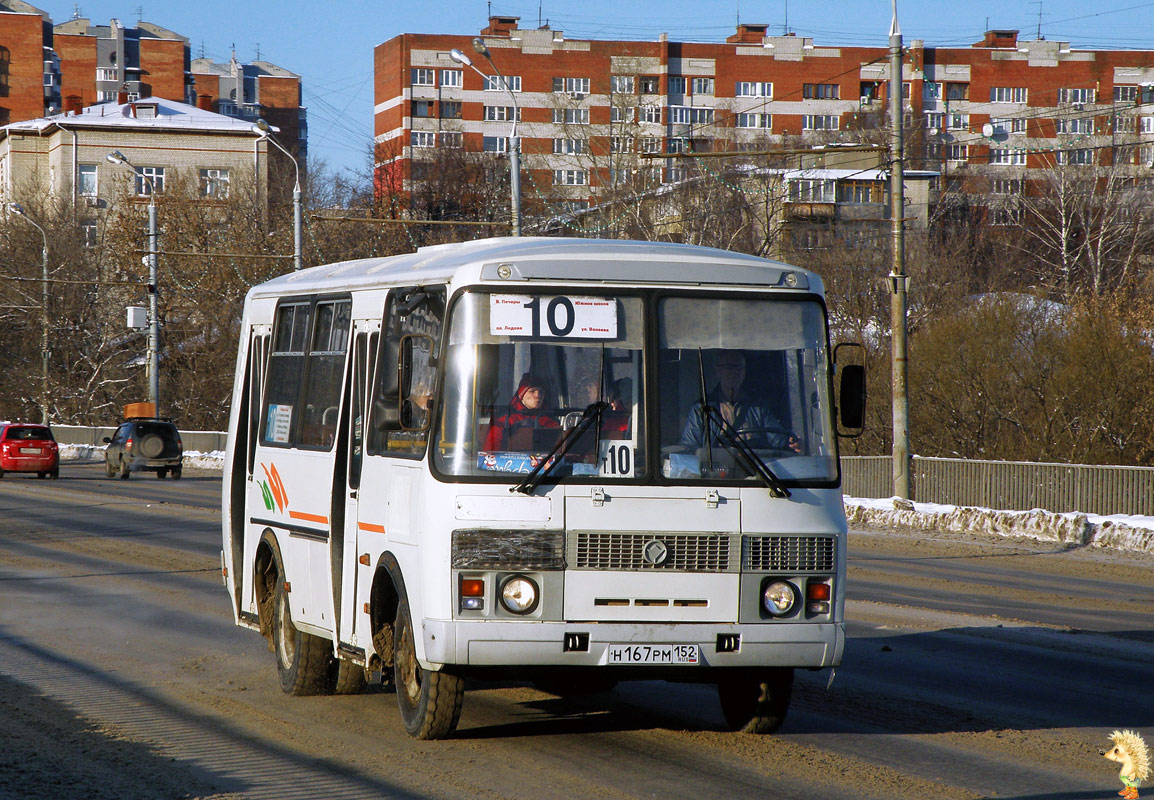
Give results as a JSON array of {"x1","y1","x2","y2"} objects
[
  {"x1": 81, "y1": 221, "x2": 98, "y2": 248},
  {"x1": 412, "y1": 100, "x2": 433, "y2": 118},
  {"x1": 440, "y1": 69, "x2": 462, "y2": 88},
  {"x1": 788, "y1": 179, "x2": 835, "y2": 202},
  {"x1": 736, "y1": 112, "x2": 771, "y2": 129},
  {"x1": 667, "y1": 137, "x2": 687, "y2": 154},
  {"x1": 990, "y1": 117, "x2": 1027, "y2": 135},
  {"x1": 482, "y1": 136, "x2": 508, "y2": 153},
  {"x1": 199, "y1": 168, "x2": 230, "y2": 199},
  {"x1": 942, "y1": 143, "x2": 966, "y2": 162},
  {"x1": 691, "y1": 77, "x2": 714, "y2": 95},
  {"x1": 802, "y1": 114, "x2": 839, "y2": 131},
  {"x1": 1115, "y1": 114, "x2": 1136, "y2": 134},
  {"x1": 990, "y1": 205, "x2": 1022, "y2": 226},
  {"x1": 989, "y1": 148, "x2": 1026, "y2": 165},
  {"x1": 923, "y1": 82, "x2": 943, "y2": 101},
  {"x1": 96, "y1": 67, "x2": 116, "y2": 82},
  {"x1": 990, "y1": 87, "x2": 1028, "y2": 103},
  {"x1": 803, "y1": 83, "x2": 840, "y2": 100},
  {"x1": 1141, "y1": 116, "x2": 1154, "y2": 134},
  {"x1": 1140, "y1": 145, "x2": 1154, "y2": 166},
  {"x1": 440, "y1": 101, "x2": 461, "y2": 119},
  {"x1": 553, "y1": 77, "x2": 590, "y2": 97},
  {"x1": 1116, "y1": 85, "x2": 1138, "y2": 103},
  {"x1": 639, "y1": 105, "x2": 661, "y2": 124},
  {"x1": 411, "y1": 131, "x2": 436, "y2": 148},
  {"x1": 992, "y1": 178, "x2": 1023, "y2": 194},
  {"x1": 639, "y1": 137, "x2": 662, "y2": 154},
  {"x1": 610, "y1": 136, "x2": 633, "y2": 153},
  {"x1": 484, "y1": 75, "x2": 521, "y2": 92},
  {"x1": 945, "y1": 82, "x2": 969, "y2": 101},
  {"x1": 97, "y1": 90, "x2": 117, "y2": 102},
  {"x1": 484, "y1": 105, "x2": 520, "y2": 122},
  {"x1": 1057, "y1": 87, "x2": 1096, "y2": 105},
  {"x1": 552, "y1": 108, "x2": 589, "y2": 124},
  {"x1": 925, "y1": 112, "x2": 944, "y2": 130},
  {"x1": 838, "y1": 180, "x2": 880, "y2": 203},
  {"x1": 668, "y1": 76, "x2": 686, "y2": 94},
  {"x1": 611, "y1": 75, "x2": 635, "y2": 94},
  {"x1": 669, "y1": 106, "x2": 714, "y2": 125},
  {"x1": 1055, "y1": 117, "x2": 1093, "y2": 134},
  {"x1": 610, "y1": 105, "x2": 635, "y2": 123},
  {"x1": 639, "y1": 76, "x2": 659, "y2": 94},
  {"x1": 666, "y1": 166, "x2": 685, "y2": 183},
  {"x1": 552, "y1": 138, "x2": 586, "y2": 155},
  {"x1": 554, "y1": 169, "x2": 587, "y2": 186},
  {"x1": 610, "y1": 168, "x2": 632, "y2": 186},
  {"x1": 411, "y1": 68, "x2": 435, "y2": 87},
  {"x1": 1057, "y1": 148, "x2": 1094, "y2": 165},
  {"x1": 78, "y1": 164, "x2": 98, "y2": 197},
  {"x1": 440, "y1": 132, "x2": 462, "y2": 148},
  {"x1": 135, "y1": 166, "x2": 164, "y2": 196},
  {"x1": 735, "y1": 81, "x2": 772, "y2": 97}
]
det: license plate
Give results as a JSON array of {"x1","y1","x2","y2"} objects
[
  {"x1": 19, "y1": 447, "x2": 41, "y2": 454},
  {"x1": 606, "y1": 643, "x2": 699, "y2": 665}
]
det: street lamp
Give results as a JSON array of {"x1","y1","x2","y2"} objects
[
  {"x1": 106, "y1": 149, "x2": 160, "y2": 414},
  {"x1": 251, "y1": 119, "x2": 303, "y2": 271},
  {"x1": 451, "y1": 40, "x2": 522, "y2": 236},
  {"x1": 7, "y1": 202, "x2": 49, "y2": 425}
]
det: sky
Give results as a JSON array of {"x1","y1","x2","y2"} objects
[{"x1": 43, "y1": 0, "x2": 1154, "y2": 179}]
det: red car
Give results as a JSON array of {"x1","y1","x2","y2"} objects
[{"x1": 0, "y1": 423, "x2": 59, "y2": 479}]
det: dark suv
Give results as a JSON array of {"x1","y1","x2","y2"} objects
[{"x1": 103, "y1": 419, "x2": 184, "y2": 479}]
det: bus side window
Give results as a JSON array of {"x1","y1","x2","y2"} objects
[{"x1": 368, "y1": 286, "x2": 444, "y2": 458}]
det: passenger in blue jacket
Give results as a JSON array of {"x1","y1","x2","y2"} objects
[{"x1": 680, "y1": 352, "x2": 800, "y2": 452}]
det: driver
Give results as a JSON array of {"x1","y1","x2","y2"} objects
[{"x1": 680, "y1": 351, "x2": 800, "y2": 452}]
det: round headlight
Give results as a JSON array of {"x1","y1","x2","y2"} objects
[
  {"x1": 762, "y1": 581, "x2": 796, "y2": 617},
  {"x1": 499, "y1": 575, "x2": 539, "y2": 615}
]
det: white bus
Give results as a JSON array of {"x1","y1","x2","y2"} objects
[{"x1": 221, "y1": 237, "x2": 865, "y2": 739}]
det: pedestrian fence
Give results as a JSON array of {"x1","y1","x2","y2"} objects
[{"x1": 842, "y1": 455, "x2": 1154, "y2": 517}]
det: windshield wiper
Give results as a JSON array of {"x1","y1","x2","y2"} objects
[
  {"x1": 698, "y1": 403, "x2": 791, "y2": 498},
  {"x1": 513, "y1": 401, "x2": 608, "y2": 495}
]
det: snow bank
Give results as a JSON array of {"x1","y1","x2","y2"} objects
[
  {"x1": 58, "y1": 444, "x2": 225, "y2": 471},
  {"x1": 846, "y1": 496, "x2": 1154, "y2": 555}
]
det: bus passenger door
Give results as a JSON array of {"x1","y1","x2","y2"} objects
[
  {"x1": 339, "y1": 322, "x2": 378, "y2": 648},
  {"x1": 237, "y1": 324, "x2": 270, "y2": 619}
]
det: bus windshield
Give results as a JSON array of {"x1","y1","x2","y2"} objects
[
  {"x1": 436, "y1": 291, "x2": 645, "y2": 479},
  {"x1": 434, "y1": 290, "x2": 836, "y2": 484},
  {"x1": 657, "y1": 296, "x2": 837, "y2": 483}
]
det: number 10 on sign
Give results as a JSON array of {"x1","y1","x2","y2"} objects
[{"x1": 490, "y1": 294, "x2": 617, "y2": 339}]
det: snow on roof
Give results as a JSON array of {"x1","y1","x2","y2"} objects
[{"x1": 0, "y1": 97, "x2": 259, "y2": 136}]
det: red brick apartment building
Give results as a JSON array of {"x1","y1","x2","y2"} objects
[
  {"x1": 374, "y1": 16, "x2": 1154, "y2": 218},
  {"x1": 0, "y1": 0, "x2": 305, "y2": 159}
]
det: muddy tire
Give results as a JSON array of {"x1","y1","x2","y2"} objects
[
  {"x1": 156, "y1": 469, "x2": 167, "y2": 479},
  {"x1": 333, "y1": 659, "x2": 368, "y2": 695},
  {"x1": 104, "y1": 458, "x2": 115, "y2": 478},
  {"x1": 717, "y1": 668, "x2": 794, "y2": 734},
  {"x1": 394, "y1": 596, "x2": 463, "y2": 739},
  {"x1": 273, "y1": 580, "x2": 335, "y2": 696},
  {"x1": 118, "y1": 458, "x2": 130, "y2": 479},
  {"x1": 171, "y1": 467, "x2": 182, "y2": 479}
]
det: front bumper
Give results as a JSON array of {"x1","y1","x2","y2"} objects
[{"x1": 421, "y1": 618, "x2": 843, "y2": 671}]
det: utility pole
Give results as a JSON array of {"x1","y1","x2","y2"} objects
[{"x1": 889, "y1": 1, "x2": 911, "y2": 500}]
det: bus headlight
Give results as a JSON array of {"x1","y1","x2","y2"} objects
[
  {"x1": 499, "y1": 575, "x2": 539, "y2": 615},
  {"x1": 762, "y1": 581, "x2": 796, "y2": 617}
]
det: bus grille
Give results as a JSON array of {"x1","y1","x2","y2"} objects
[
  {"x1": 573, "y1": 532, "x2": 732, "y2": 572},
  {"x1": 743, "y1": 536, "x2": 836, "y2": 572}
]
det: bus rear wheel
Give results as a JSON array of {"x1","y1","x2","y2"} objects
[
  {"x1": 393, "y1": 596, "x2": 463, "y2": 739},
  {"x1": 273, "y1": 580, "x2": 335, "y2": 695},
  {"x1": 717, "y1": 667, "x2": 794, "y2": 734}
]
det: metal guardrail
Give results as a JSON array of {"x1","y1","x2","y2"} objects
[
  {"x1": 842, "y1": 455, "x2": 1154, "y2": 517},
  {"x1": 51, "y1": 424, "x2": 228, "y2": 456}
]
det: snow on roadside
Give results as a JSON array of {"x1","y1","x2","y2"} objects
[
  {"x1": 61, "y1": 444, "x2": 1154, "y2": 555},
  {"x1": 846, "y1": 496, "x2": 1154, "y2": 555}
]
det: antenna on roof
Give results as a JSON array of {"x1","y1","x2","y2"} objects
[
  {"x1": 72, "y1": 4, "x2": 81, "y2": 19},
  {"x1": 254, "y1": 43, "x2": 261, "y2": 61},
  {"x1": 538, "y1": 0, "x2": 542, "y2": 27},
  {"x1": 133, "y1": 4, "x2": 143, "y2": 22},
  {"x1": 784, "y1": 0, "x2": 789, "y2": 34},
  {"x1": 198, "y1": 40, "x2": 205, "y2": 59},
  {"x1": 1032, "y1": 0, "x2": 1045, "y2": 39}
]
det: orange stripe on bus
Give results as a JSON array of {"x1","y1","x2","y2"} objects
[
  {"x1": 358, "y1": 521, "x2": 386, "y2": 533},
  {"x1": 288, "y1": 510, "x2": 329, "y2": 525}
]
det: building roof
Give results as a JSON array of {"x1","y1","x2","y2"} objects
[{"x1": 0, "y1": 97, "x2": 261, "y2": 136}]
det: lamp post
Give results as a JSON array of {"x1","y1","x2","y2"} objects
[
  {"x1": 7, "y1": 203, "x2": 49, "y2": 425},
  {"x1": 451, "y1": 40, "x2": 521, "y2": 236},
  {"x1": 106, "y1": 150, "x2": 160, "y2": 414},
  {"x1": 252, "y1": 119, "x2": 302, "y2": 271}
]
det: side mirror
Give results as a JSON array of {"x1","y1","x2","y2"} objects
[{"x1": 839, "y1": 364, "x2": 866, "y2": 430}]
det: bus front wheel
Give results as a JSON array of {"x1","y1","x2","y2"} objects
[
  {"x1": 717, "y1": 667, "x2": 794, "y2": 734},
  {"x1": 393, "y1": 596, "x2": 463, "y2": 739},
  {"x1": 273, "y1": 580, "x2": 335, "y2": 695}
]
